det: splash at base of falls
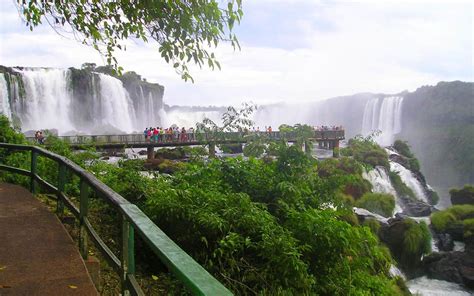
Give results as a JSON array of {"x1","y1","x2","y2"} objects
[{"x1": 407, "y1": 276, "x2": 472, "y2": 296}]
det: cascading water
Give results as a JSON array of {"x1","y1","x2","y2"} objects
[
  {"x1": 363, "y1": 166, "x2": 403, "y2": 214},
  {"x1": 390, "y1": 161, "x2": 428, "y2": 203},
  {"x1": 361, "y1": 96, "x2": 404, "y2": 146},
  {"x1": 18, "y1": 68, "x2": 75, "y2": 132},
  {"x1": 93, "y1": 73, "x2": 136, "y2": 133},
  {"x1": 0, "y1": 67, "x2": 164, "y2": 135},
  {"x1": 0, "y1": 74, "x2": 11, "y2": 119}
]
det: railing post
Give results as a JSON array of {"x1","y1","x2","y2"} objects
[
  {"x1": 121, "y1": 216, "x2": 135, "y2": 295},
  {"x1": 79, "y1": 179, "x2": 89, "y2": 260},
  {"x1": 56, "y1": 163, "x2": 66, "y2": 215},
  {"x1": 30, "y1": 149, "x2": 37, "y2": 194}
]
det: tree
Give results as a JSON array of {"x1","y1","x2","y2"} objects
[{"x1": 17, "y1": 0, "x2": 243, "y2": 81}]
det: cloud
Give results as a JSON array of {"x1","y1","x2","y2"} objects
[{"x1": 0, "y1": 0, "x2": 472, "y2": 106}]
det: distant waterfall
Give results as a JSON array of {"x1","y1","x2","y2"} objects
[
  {"x1": 19, "y1": 68, "x2": 75, "y2": 132},
  {"x1": 0, "y1": 74, "x2": 11, "y2": 119},
  {"x1": 96, "y1": 73, "x2": 136, "y2": 133},
  {"x1": 0, "y1": 67, "x2": 164, "y2": 135},
  {"x1": 362, "y1": 96, "x2": 404, "y2": 146},
  {"x1": 390, "y1": 161, "x2": 428, "y2": 203},
  {"x1": 363, "y1": 166, "x2": 403, "y2": 214}
]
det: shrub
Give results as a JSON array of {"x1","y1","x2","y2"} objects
[
  {"x1": 393, "y1": 140, "x2": 414, "y2": 158},
  {"x1": 343, "y1": 176, "x2": 372, "y2": 200},
  {"x1": 400, "y1": 219, "x2": 431, "y2": 268},
  {"x1": 355, "y1": 193, "x2": 395, "y2": 217},
  {"x1": 430, "y1": 205, "x2": 474, "y2": 238},
  {"x1": 363, "y1": 218, "x2": 381, "y2": 235},
  {"x1": 342, "y1": 136, "x2": 390, "y2": 170},
  {"x1": 464, "y1": 218, "x2": 474, "y2": 238},
  {"x1": 389, "y1": 171, "x2": 416, "y2": 200},
  {"x1": 431, "y1": 211, "x2": 457, "y2": 232}
]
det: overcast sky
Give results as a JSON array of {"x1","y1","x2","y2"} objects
[{"x1": 0, "y1": 0, "x2": 472, "y2": 106}]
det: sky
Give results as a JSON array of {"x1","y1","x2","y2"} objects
[{"x1": 0, "y1": 0, "x2": 472, "y2": 106}]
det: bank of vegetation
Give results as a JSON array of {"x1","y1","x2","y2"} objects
[{"x1": 0, "y1": 115, "x2": 422, "y2": 295}]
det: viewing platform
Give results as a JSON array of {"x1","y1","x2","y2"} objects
[{"x1": 27, "y1": 129, "x2": 345, "y2": 159}]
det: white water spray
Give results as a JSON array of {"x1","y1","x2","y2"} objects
[
  {"x1": 96, "y1": 73, "x2": 135, "y2": 133},
  {"x1": 363, "y1": 166, "x2": 403, "y2": 214},
  {"x1": 19, "y1": 68, "x2": 74, "y2": 132},
  {"x1": 0, "y1": 74, "x2": 11, "y2": 119},
  {"x1": 390, "y1": 161, "x2": 428, "y2": 202},
  {"x1": 362, "y1": 96, "x2": 404, "y2": 146}
]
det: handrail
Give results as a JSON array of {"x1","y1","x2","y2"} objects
[{"x1": 0, "y1": 142, "x2": 232, "y2": 296}]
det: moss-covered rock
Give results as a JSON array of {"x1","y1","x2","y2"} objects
[
  {"x1": 431, "y1": 204, "x2": 474, "y2": 241},
  {"x1": 380, "y1": 217, "x2": 431, "y2": 270},
  {"x1": 450, "y1": 185, "x2": 474, "y2": 205},
  {"x1": 355, "y1": 192, "x2": 395, "y2": 218}
]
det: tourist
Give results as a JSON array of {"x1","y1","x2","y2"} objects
[
  {"x1": 144, "y1": 128, "x2": 148, "y2": 140},
  {"x1": 180, "y1": 127, "x2": 187, "y2": 142}
]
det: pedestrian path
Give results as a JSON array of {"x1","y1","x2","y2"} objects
[{"x1": 0, "y1": 182, "x2": 97, "y2": 295}]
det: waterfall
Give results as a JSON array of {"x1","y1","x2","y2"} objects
[
  {"x1": 95, "y1": 73, "x2": 135, "y2": 133},
  {"x1": 361, "y1": 96, "x2": 404, "y2": 146},
  {"x1": 363, "y1": 166, "x2": 403, "y2": 214},
  {"x1": 18, "y1": 68, "x2": 74, "y2": 132},
  {"x1": 0, "y1": 74, "x2": 11, "y2": 119},
  {"x1": 390, "y1": 161, "x2": 428, "y2": 202},
  {"x1": 361, "y1": 98, "x2": 379, "y2": 135}
]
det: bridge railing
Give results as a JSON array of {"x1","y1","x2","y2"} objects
[
  {"x1": 0, "y1": 143, "x2": 232, "y2": 296},
  {"x1": 26, "y1": 130, "x2": 345, "y2": 146}
]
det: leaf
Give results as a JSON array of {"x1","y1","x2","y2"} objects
[
  {"x1": 69, "y1": 285, "x2": 78, "y2": 289},
  {"x1": 151, "y1": 275, "x2": 158, "y2": 281},
  {"x1": 0, "y1": 265, "x2": 6, "y2": 271}
]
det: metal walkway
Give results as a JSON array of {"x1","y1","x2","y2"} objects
[{"x1": 0, "y1": 182, "x2": 97, "y2": 295}]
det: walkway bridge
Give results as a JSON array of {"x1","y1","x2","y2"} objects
[
  {"x1": 0, "y1": 143, "x2": 232, "y2": 295},
  {"x1": 28, "y1": 129, "x2": 345, "y2": 159}
]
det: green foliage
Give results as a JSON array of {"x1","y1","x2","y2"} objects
[
  {"x1": 431, "y1": 205, "x2": 474, "y2": 237},
  {"x1": 18, "y1": 0, "x2": 243, "y2": 80},
  {"x1": 363, "y1": 218, "x2": 381, "y2": 235},
  {"x1": 355, "y1": 193, "x2": 395, "y2": 217},
  {"x1": 431, "y1": 211, "x2": 457, "y2": 232},
  {"x1": 0, "y1": 117, "x2": 406, "y2": 294},
  {"x1": 393, "y1": 140, "x2": 414, "y2": 158},
  {"x1": 463, "y1": 218, "x2": 474, "y2": 238},
  {"x1": 389, "y1": 171, "x2": 416, "y2": 200},
  {"x1": 0, "y1": 115, "x2": 26, "y2": 144},
  {"x1": 342, "y1": 135, "x2": 389, "y2": 170},
  {"x1": 403, "y1": 220, "x2": 431, "y2": 257}
]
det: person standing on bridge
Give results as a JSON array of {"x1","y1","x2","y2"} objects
[{"x1": 144, "y1": 128, "x2": 149, "y2": 140}]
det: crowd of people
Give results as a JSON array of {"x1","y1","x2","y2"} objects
[
  {"x1": 144, "y1": 126, "x2": 196, "y2": 143},
  {"x1": 34, "y1": 130, "x2": 45, "y2": 144},
  {"x1": 315, "y1": 125, "x2": 344, "y2": 131},
  {"x1": 142, "y1": 125, "x2": 343, "y2": 143}
]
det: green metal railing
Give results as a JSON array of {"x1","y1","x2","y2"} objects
[{"x1": 0, "y1": 143, "x2": 232, "y2": 296}]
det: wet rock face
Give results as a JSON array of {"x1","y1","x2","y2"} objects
[
  {"x1": 423, "y1": 250, "x2": 474, "y2": 289},
  {"x1": 403, "y1": 200, "x2": 432, "y2": 217},
  {"x1": 436, "y1": 233, "x2": 454, "y2": 252}
]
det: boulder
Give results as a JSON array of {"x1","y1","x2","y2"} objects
[
  {"x1": 450, "y1": 185, "x2": 474, "y2": 205},
  {"x1": 436, "y1": 233, "x2": 454, "y2": 252},
  {"x1": 423, "y1": 250, "x2": 474, "y2": 288},
  {"x1": 403, "y1": 200, "x2": 432, "y2": 217}
]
